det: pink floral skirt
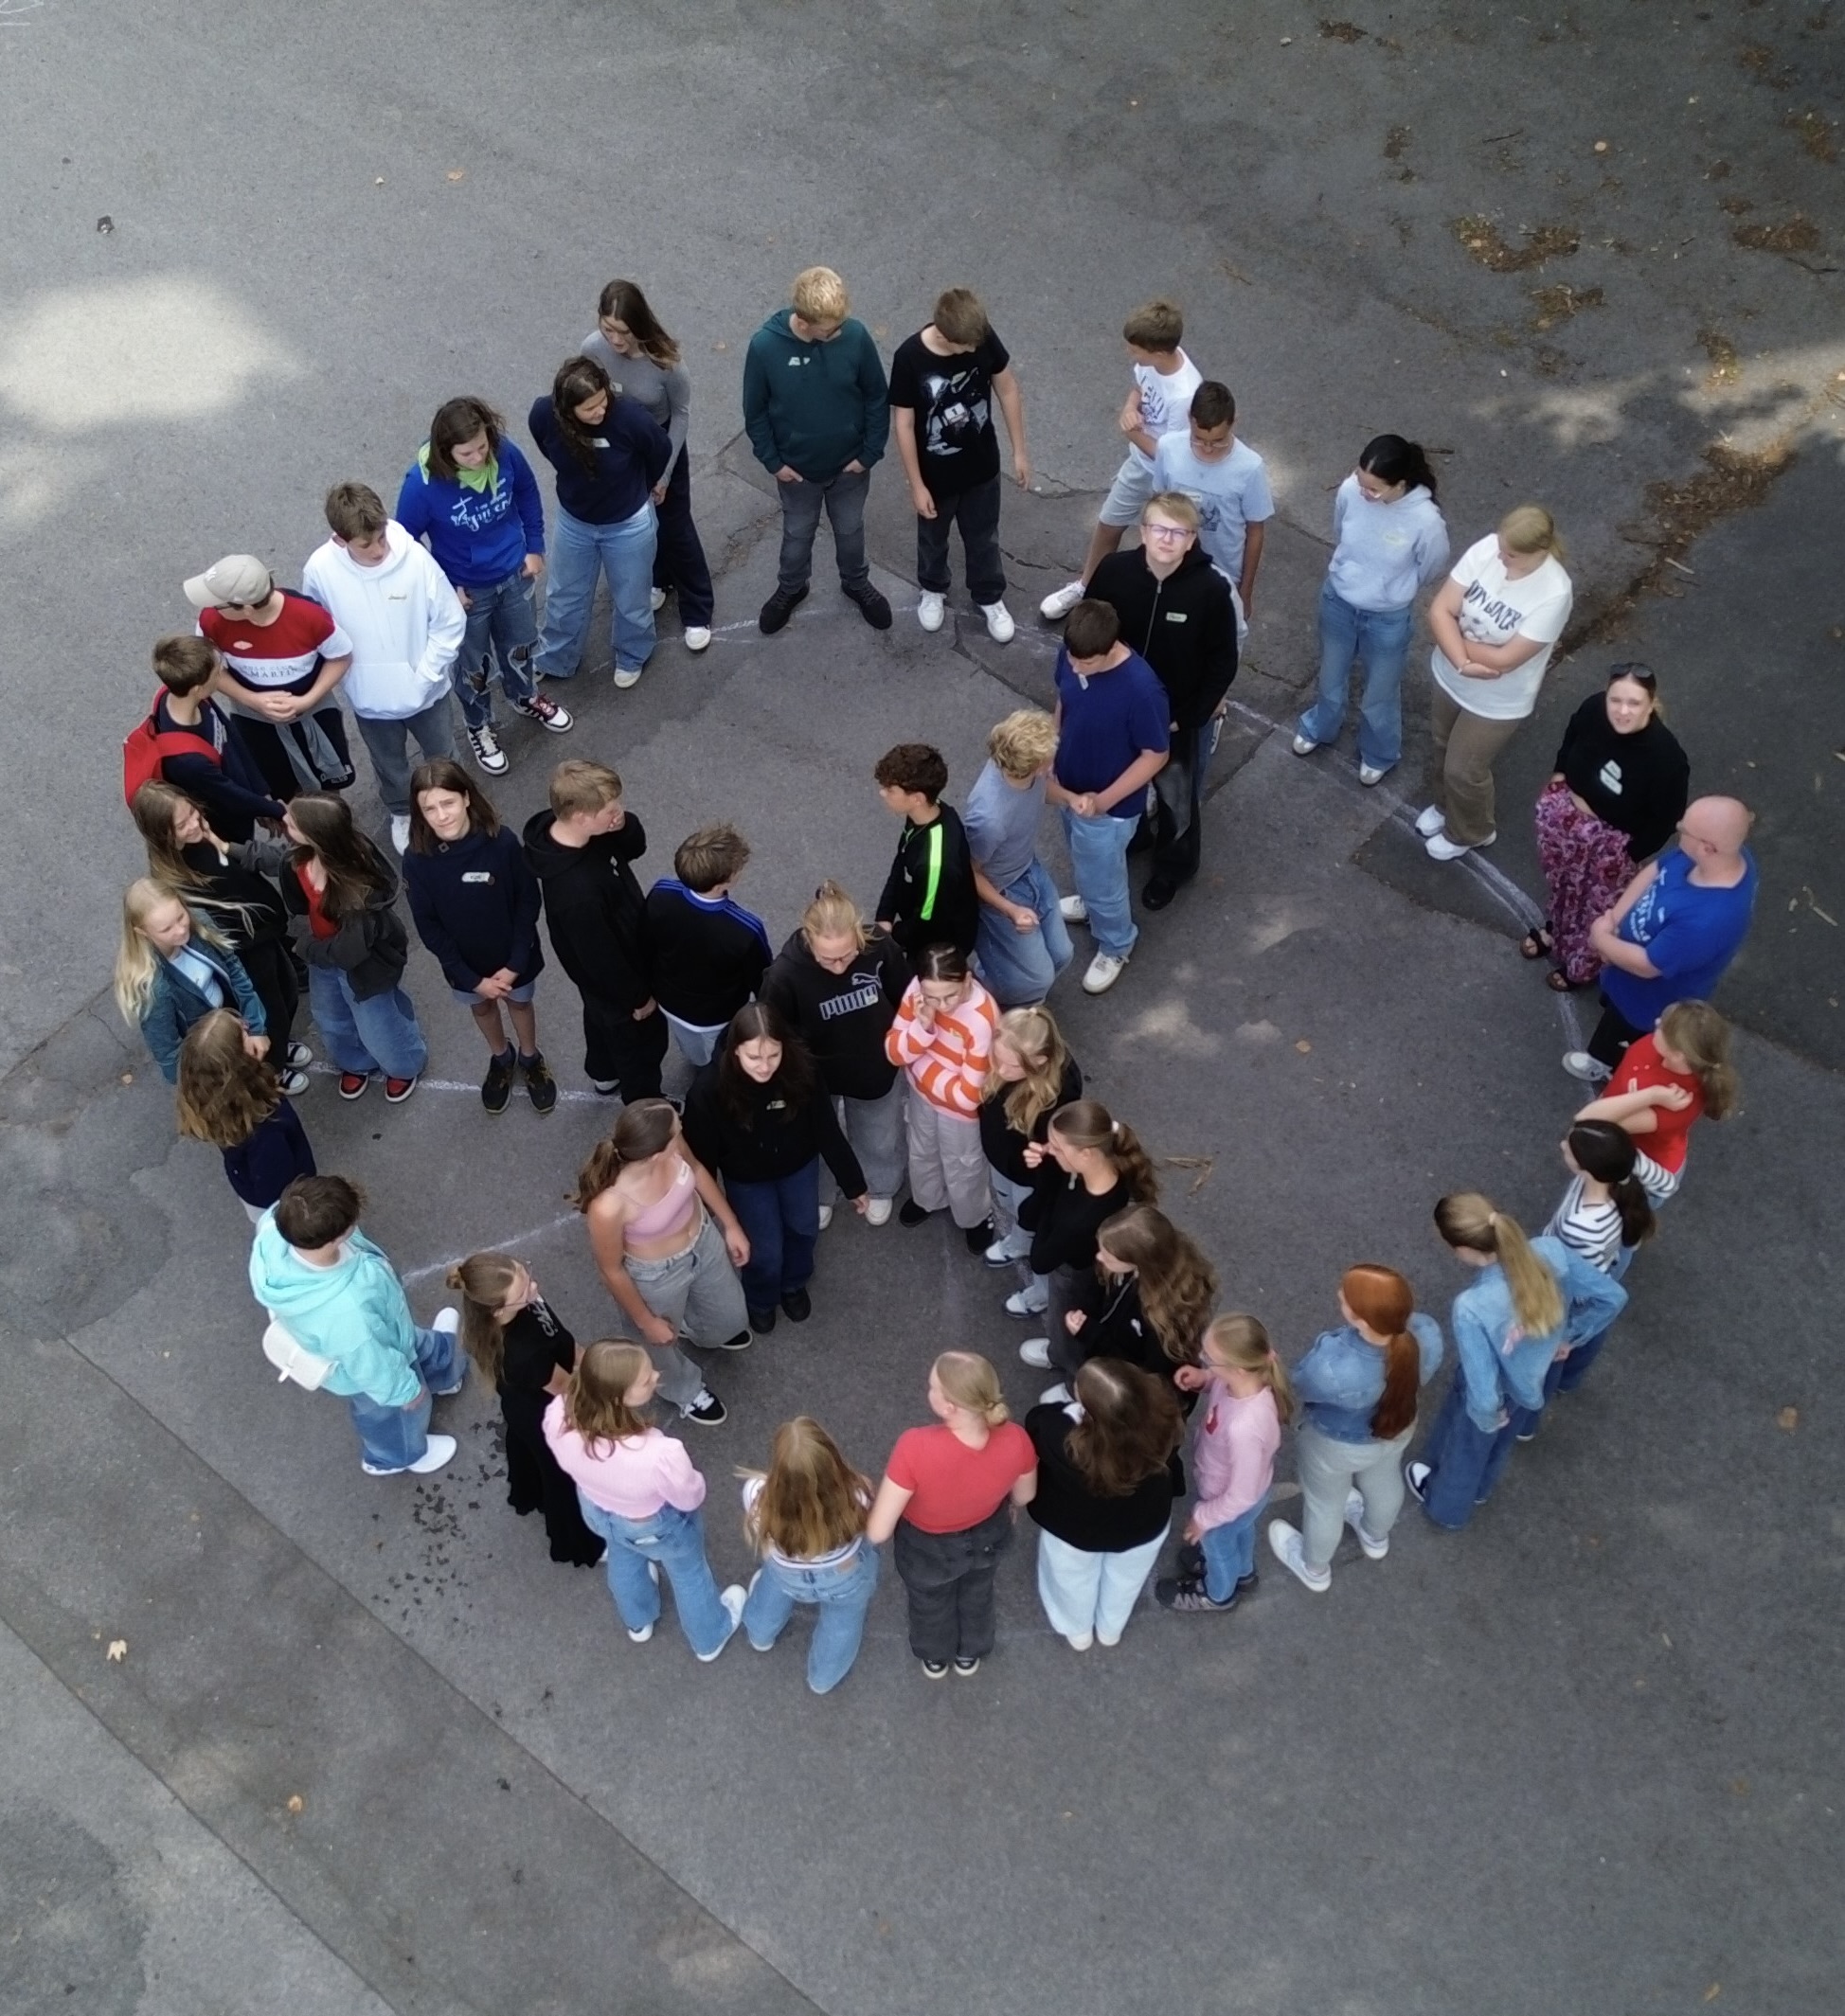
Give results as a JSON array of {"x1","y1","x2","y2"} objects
[{"x1": 1533, "y1": 782, "x2": 1636, "y2": 985}]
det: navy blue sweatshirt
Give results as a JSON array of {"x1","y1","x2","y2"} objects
[
  {"x1": 222, "y1": 1097, "x2": 317, "y2": 1210},
  {"x1": 403, "y1": 824, "x2": 544, "y2": 991},
  {"x1": 644, "y1": 883, "x2": 771, "y2": 1028},
  {"x1": 153, "y1": 693, "x2": 285, "y2": 842},
  {"x1": 528, "y1": 395, "x2": 671, "y2": 525}
]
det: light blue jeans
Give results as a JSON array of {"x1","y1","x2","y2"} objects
[
  {"x1": 307, "y1": 966, "x2": 429, "y2": 1081},
  {"x1": 575, "y1": 1499, "x2": 735, "y2": 1657},
  {"x1": 535, "y1": 502, "x2": 658, "y2": 679},
  {"x1": 743, "y1": 1543, "x2": 881, "y2": 1693},
  {"x1": 1061, "y1": 808, "x2": 1138, "y2": 959},
  {"x1": 1036, "y1": 1523, "x2": 1168, "y2": 1643},
  {"x1": 1200, "y1": 1494, "x2": 1267, "y2": 1602},
  {"x1": 973, "y1": 861, "x2": 1075, "y2": 1006},
  {"x1": 345, "y1": 1325, "x2": 462, "y2": 1470},
  {"x1": 1297, "y1": 581, "x2": 1414, "y2": 774}
]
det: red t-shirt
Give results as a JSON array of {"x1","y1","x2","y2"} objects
[
  {"x1": 1614, "y1": 1032, "x2": 1704, "y2": 1173},
  {"x1": 202, "y1": 591, "x2": 350, "y2": 695},
  {"x1": 294, "y1": 863, "x2": 338, "y2": 940},
  {"x1": 887, "y1": 1421, "x2": 1035, "y2": 1534}
]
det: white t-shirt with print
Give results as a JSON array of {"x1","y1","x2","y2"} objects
[
  {"x1": 1429, "y1": 534, "x2": 1573, "y2": 722},
  {"x1": 1126, "y1": 350, "x2": 1203, "y2": 470},
  {"x1": 1150, "y1": 431, "x2": 1275, "y2": 582}
]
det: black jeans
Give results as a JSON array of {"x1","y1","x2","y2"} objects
[
  {"x1": 915, "y1": 475, "x2": 1005, "y2": 605},
  {"x1": 239, "y1": 935, "x2": 299, "y2": 1050},
  {"x1": 1586, "y1": 995, "x2": 1648, "y2": 1070},
  {"x1": 651, "y1": 453, "x2": 715, "y2": 626},
  {"x1": 1150, "y1": 723, "x2": 1210, "y2": 888},
  {"x1": 892, "y1": 1501, "x2": 1015, "y2": 1662},
  {"x1": 581, "y1": 994, "x2": 670, "y2": 1097}
]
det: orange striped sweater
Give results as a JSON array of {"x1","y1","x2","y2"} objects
[{"x1": 885, "y1": 978, "x2": 998, "y2": 1117}]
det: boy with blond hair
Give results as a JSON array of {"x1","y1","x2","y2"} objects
[
  {"x1": 964, "y1": 710, "x2": 1072, "y2": 1007},
  {"x1": 743, "y1": 265, "x2": 892, "y2": 635}
]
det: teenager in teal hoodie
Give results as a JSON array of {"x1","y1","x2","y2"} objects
[
  {"x1": 249, "y1": 1175, "x2": 466, "y2": 1475},
  {"x1": 741, "y1": 265, "x2": 891, "y2": 636}
]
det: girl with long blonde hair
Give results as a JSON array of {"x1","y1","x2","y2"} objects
[
  {"x1": 737, "y1": 1418, "x2": 880, "y2": 1694},
  {"x1": 176, "y1": 1009, "x2": 315, "y2": 1223},
  {"x1": 977, "y1": 1004, "x2": 1082, "y2": 1308},
  {"x1": 1572, "y1": 998, "x2": 1739, "y2": 1201},
  {"x1": 115, "y1": 878, "x2": 271, "y2": 1085},
  {"x1": 1062, "y1": 1203, "x2": 1215, "y2": 1400}
]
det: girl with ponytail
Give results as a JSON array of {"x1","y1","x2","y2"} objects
[
  {"x1": 1572, "y1": 999, "x2": 1738, "y2": 1201},
  {"x1": 1263, "y1": 1265, "x2": 1444, "y2": 1594},
  {"x1": 1406, "y1": 1193, "x2": 1627, "y2": 1529},
  {"x1": 447, "y1": 1252, "x2": 602, "y2": 1567}
]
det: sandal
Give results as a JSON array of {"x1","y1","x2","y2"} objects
[
  {"x1": 1545, "y1": 967, "x2": 1578, "y2": 992},
  {"x1": 1519, "y1": 924, "x2": 1554, "y2": 961}
]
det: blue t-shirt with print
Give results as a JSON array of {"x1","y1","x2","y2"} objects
[
  {"x1": 1052, "y1": 648, "x2": 1171, "y2": 817},
  {"x1": 1603, "y1": 847, "x2": 1758, "y2": 1026}
]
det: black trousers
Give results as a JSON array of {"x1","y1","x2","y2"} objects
[
  {"x1": 1149, "y1": 723, "x2": 1209, "y2": 888},
  {"x1": 239, "y1": 935, "x2": 299, "y2": 1049},
  {"x1": 582, "y1": 994, "x2": 670, "y2": 1097},
  {"x1": 915, "y1": 475, "x2": 1006, "y2": 605},
  {"x1": 1586, "y1": 995, "x2": 1648, "y2": 1070},
  {"x1": 500, "y1": 1391, "x2": 603, "y2": 1565},
  {"x1": 892, "y1": 1501, "x2": 1015, "y2": 1662},
  {"x1": 650, "y1": 454, "x2": 715, "y2": 626}
]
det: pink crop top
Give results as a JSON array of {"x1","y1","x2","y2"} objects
[{"x1": 624, "y1": 1156, "x2": 698, "y2": 1241}]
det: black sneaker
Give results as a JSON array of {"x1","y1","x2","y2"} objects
[
  {"x1": 1142, "y1": 877, "x2": 1178, "y2": 911},
  {"x1": 1175, "y1": 1540, "x2": 1205, "y2": 1579},
  {"x1": 480, "y1": 1048, "x2": 515, "y2": 1115},
  {"x1": 952, "y1": 1655, "x2": 980, "y2": 1676},
  {"x1": 844, "y1": 582, "x2": 893, "y2": 631},
  {"x1": 747, "y1": 1306, "x2": 778, "y2": 1335},
  {"x1": 681, "y1": 1389, "x2": 727, "y2": 1426},
  {"x1": 921, "y1": 1657, "x2": 950, "y2": 1680},
  {"x1": 779, "y1": 1288, "x2": 812, "y2": 1322},
  {"x1": 1235, "y1": 1571, "x2": 1260, "y2": 1596},
  {"x1": 710, "y1": 1329, "x2": 754, "y2": 1352},
  {"x1": 962, "y1": 1218, "x2": 996, "y2": 1255},
  {"x1": 899, "y1": 1200, "x2": 936, "y2": 1228},
  {"x1": 522, "y1": 1052, "x2": 559, "y2": 1115},
  {"x1": 1155, "y1": 1575, "x2": 1237, "y2": 1614},
  {"x1": 760, "y1": 583, "x2": 809, "y2": 634}
]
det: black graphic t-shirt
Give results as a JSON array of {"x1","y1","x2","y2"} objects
[{"x1": 888, "y1": 328, "x2": 1012, "y2": 496}]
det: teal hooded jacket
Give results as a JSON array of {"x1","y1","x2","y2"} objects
[
  {"x1": 248, "y1": 1214, "x2": 421, "y2": 1406},
  {"x1": 742, "y1": 310, "x2": 889, "y2": 480}
]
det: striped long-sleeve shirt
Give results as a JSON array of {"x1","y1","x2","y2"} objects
[{"x1": 885, "y1": 978, "x2": 997, "y2": 1117}]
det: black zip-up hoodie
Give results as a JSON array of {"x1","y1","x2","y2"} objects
[
  {"x1": 1019, "y1": 1169, "x2": 1132, "y2": 1278},
  {"x1": 682, "y1": 1062, "x2": 868, "y2": 1194},
  {"x1": 760, "y1": 928, "x2": 908, "y2": 1100},
  {"x1": 522, "y1": 808, "x2": 652, "y2": 1014},
  {"x1": 876, "y1": 801, "x2": 979, "y2": 959},
  {"x1": 1088, "y1": 544, "x2": 1238, "y2": 730},
  {"x1": 279, "y1": 838, "x2": 409, "y2": 1001}
]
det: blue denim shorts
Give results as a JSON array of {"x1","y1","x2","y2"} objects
[{"x1": 449, "y1": 979, "x2": 538, "y2": 1008}]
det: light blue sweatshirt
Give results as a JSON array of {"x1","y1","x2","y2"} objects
[
  {"x1": 1450, "y1": 1238, "x2": 1629, "y2": 1432},
  {"x1": 248, "y1": 1216, "x2": 421, "y2": 1406},
  {"x1": 1325, "y1": 474, "x2": 1450, "y2": 612}
]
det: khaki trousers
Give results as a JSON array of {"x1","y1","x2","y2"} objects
[{"x1": 1427, "y1": 686, "x2": 1525, "y2": 847}]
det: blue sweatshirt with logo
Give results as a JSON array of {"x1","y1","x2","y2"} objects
[{"x1": 396, "y1": 437, "x2": 546, "y2": 589}]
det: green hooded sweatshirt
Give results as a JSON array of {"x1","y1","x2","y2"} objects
[{"x1": 742, "y1": 309, "x2": 890, "y2": 480}]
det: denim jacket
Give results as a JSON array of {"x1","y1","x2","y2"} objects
[
  {"x1": 1293, "y1": 1312, "x2": 1445, "y2": 1444},
  {"x1": 1451, "y1": 1238, "x2": 1629, "y2": 1431},
  {"x1": 140, "y1": 941, "x2": 266, "y2": 1083}
]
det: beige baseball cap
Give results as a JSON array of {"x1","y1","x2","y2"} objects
[{"x1": 183, "y1": 554, "x2": 273, "y2": 609}]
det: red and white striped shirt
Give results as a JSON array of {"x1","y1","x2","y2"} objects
[{"x1": 885, "y1": 978, "x2": 997, "y2": 1117}]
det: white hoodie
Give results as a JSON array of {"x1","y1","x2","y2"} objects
[{"x1": 300, "y1": 521, "x2": 464, "y2": 721}]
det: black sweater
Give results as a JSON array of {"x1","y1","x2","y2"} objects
[
  {"x1": 643, "y1": 883, "x2": 771, "y2": 1028},
  {"x1": 977, "y1": 1056, "x2": 1084, "y2": 1185},
  {"x1": 178, "y1": 835, "x2": 291, "y2": 955},
  {"x1": 403, "y1": 824, "x2": 544, "y2": 992},
  {"x1": 1551, "y1": 693, "x2": 1691, "y2": 860},
  {"x1": 154, "y1": 693, "x2": 285, "y2": 843},
  {"x1": 682, "y1": 1064, "x2": 868, "y2": 1193},
  {"x1": 1088, "y1": 545, "x2": 1238, "y2": 731},
  {"x1": 760, "y1": 928, "x2": 907, "y2": 1100},
  {"x1": 1019, "y1": 1169, "x2": 1131, "y2": 1278},
  {"x1": 523, "y1": 808, "x2": 653, "y2": 1014},
  {"x1": 1024, "y1": 1403, "x2": 1183, "y2": 1552},
  {"x1": 877, "y1": 804, "x2": 979, "y2": 959}
]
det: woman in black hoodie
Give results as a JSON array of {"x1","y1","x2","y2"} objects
[
  {"x1": 403, "y1": 758, "x2": 555, "y2": 1115},
  {"x1": 280, "y1": 792, "x2": 428, "y2": 1102},
  {"x1": 760, "y1": 881, "x2": 908, "y2": 1228},
  {"x1": 683, "y1": 1003, "x2": 868, "y2": 1332}
]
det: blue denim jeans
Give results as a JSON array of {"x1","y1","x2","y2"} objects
[
  {"x1": 1201, "y1": 1496, "x2": 1266, "y2": 1602},
  {"x1": 1297, "y1": 582, "x2": 1414, "y2": 774},
  {"x1": 1062, "y1": 807, "x2": 1138, "y2": 959},
  {"x1": 1509, "y1": 1324, "x2": 1617, "y2": 1439},
  {"x1": 1416, "y1": 1366, "x2": 1517, "y2": 1530},
  {"x1": 454, "y1": 569, "x2": 540, "y2": 728},
  {"x1": 777, "y1": 467, "x2": 870, "y2": 594},
  {"x1": 574, "y1": 1499, "x2": 735, "y2": 1657},
  {"x1": 307, "y1": 966, "x2": 429, "y2": 1081},
  {"x1": 725, "y1": 1160, "x2": 822, "y2": 1311},
  {"x1": 535, "y1": 502, "x2": 658, "y2": 679},
  {"x1": 743, "y1": 1543, "x2": 880, "y2": 1693},
  {"x1": 973, "y1": 860, "x2": 1075, "y2": 1006},
  {"x1": 345, "y1": 1324, "x2": 462, "y2": 1470}
]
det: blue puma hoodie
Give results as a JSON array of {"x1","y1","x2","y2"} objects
[{"x1": 248, "y1": 1214, "x2": 421, "y2": 1405}]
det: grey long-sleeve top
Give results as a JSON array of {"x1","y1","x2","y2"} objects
[{"x1": 581, "y1": 333, "x2": 690, "y2": 473}]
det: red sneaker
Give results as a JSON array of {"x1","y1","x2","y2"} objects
[
  {"x1": 338, "y1": 1072, "x2": 369, "y2": 1099},
  {"x1": 384, "y1": 1075, "x2": 420, "y2": 1103}
]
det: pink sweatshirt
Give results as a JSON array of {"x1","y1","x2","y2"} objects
[
  {"x1": 1189, "y1": 1380, "x2": 1280, "y2": 1532},
  {"x1": 542, "y1": 1399, "x2": 708, "y2": 1517}
]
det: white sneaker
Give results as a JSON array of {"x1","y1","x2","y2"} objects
[
  {"x1": 1065, "y1": 1630, "x2": 1094, "y2": 1651},
  {"x1": 866, "y1": 1196, "x2": 892, "y2": 1227},
  {"x1": 1038, "y1": 1382, "x2": 1072, "y2": 1405},
  {"x1": 650, "y1": 586, "x2": 667, "y2": 612},
  {"x1": 1019, "y1": 1337, "x2": 1052, "y2": 1369},
  {"x1": 626, "y1": 1619, "x2": 655, "y2": 1644},
  {"x1": 285, "y1": 1040, "x2": 314, "y2": 1068},
  {"x1": 684, "y1": 626, "x2": 712, "y2": 652},
  {"x1": 433, "y1": 1307, "x2": 460, "y2": 1335},
  {"x1": 1562, "y1": 1050, "x2": 1612, "y2": 1083},
  {"x1": 1268, "y1": 1519, "x2": 1333, "y2": 1592},
  {"x1": 278, "y1": 1067, "x2": 311, "y2": 1097},
  {"x1": 979, "y1": 600, "x2": 1015, "y2": 643},
  {"x1": 1291, "y1": 732, "x2": 1318, "y2": 757},
  {"x1": 695, "y1": 1584, "x2": 746, "y2": 1663},
  {"x1": 816, "y1": 1204, "x2": 833, "y2": 1230},
  {"x1": 363, "y1": 1432, "x2": 457, "y2": 1477},
  {"x1": 465, "y1": 722, "x2": 509, "y2": 776},
  {"x1": 1358, "y1": 761, "x2": 1388, "y2": 786},
  {"x1": 1414, "y1": 805, "x2": 1446, "y2": 839},
  {"x1": 1039, "y1": 580, "x2": 1086, "y2": 620},
  {"x1": 1082, "y1": 950, "x2": 1128, "y2": 994},
  {"x1": 612, "y1": 665, "x2": 643, "y2": 690},
  {"x1": 1058, "y1": 893, "x2": 1088, "y2": 924},
  {"x1": 1344, "y1": 1490, "x2": 1389, "y2": 1560},
  {"x1": 917, "y1": 590, "x2": 946, "y2": 633},
  {"x1": 1004, "y1": 1290, "x2": 1047, "y2": 1319},
  {"x1": 389, "y1": 813, "x2": 412, "y2": 853},
  {"x1": 1425, "y1": 829, "x2": 1493, "y2": 862}
]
